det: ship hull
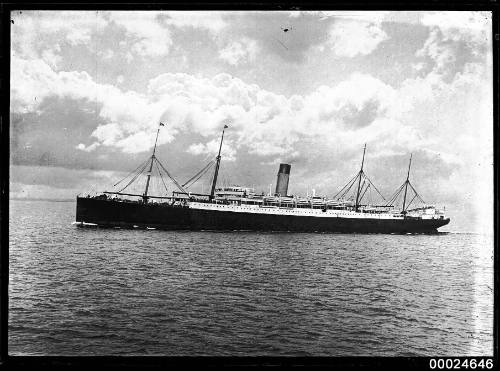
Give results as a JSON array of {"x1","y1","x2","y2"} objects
[
  {"x1": 76, "y1": 197, "x2": 191, "y2": 229},
  {"x1": 76, "y1": 197, "x2": 450, "y2": 233},
  {"x1": 188, "y1": 208, "x2": 449, "y2": 233}
]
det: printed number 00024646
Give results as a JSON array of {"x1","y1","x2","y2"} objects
[{"x1": 429, "y1": 359, "x2": 493, "y2": 369}]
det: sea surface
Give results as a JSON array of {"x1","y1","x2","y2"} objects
[{"x1": 8, "y1": 199, "x2": 494, "y2": 356}]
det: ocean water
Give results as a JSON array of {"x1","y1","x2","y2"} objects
[{"x1": 8, "y1": 200, "x2": 494, "y2": 356}]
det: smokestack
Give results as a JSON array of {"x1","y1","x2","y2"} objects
[{"x1": 275, "y1": 163, "x2": 291, "y2": 196}]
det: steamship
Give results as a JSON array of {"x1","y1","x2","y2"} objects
[{"x1": 75, "y1": 123, "x2": 450, "y2": 233}]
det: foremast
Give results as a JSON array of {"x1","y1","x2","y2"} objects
[
  {"x1": 209, "y1": 125, "x2": 228, "y2": 201},
  {"x1": 401, "y1": 154, "x2": 412, "y2": 214},
  {"x1": 143, "y1": 122, "x2": 164, "y2": 203},
  {"x1": 354, "y1": 143, "x2": 367, "y2": 212}
]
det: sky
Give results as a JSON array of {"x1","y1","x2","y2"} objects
[{"x1": 9, "y1": 10, "x2": 493, "y2": 233}]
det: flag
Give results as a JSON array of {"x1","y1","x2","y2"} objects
[
  {"x1": 159, "y1": 122, "x2": 165, "y2": 126},
  {"x1": 224, "y1": 125, "x2": 228, "y2": 129}
]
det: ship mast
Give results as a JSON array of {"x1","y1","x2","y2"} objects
[
  {"x1": 143, "y1": 122, "x2": 164, "y2": 203},
  {"x1": 354, "y1": 143, "x2": 367, "y2": 212},
  {"x1": 401, "y1": 153, "x2": 412, "y2": 214},
  {"x1": 384, "y1": 154, "x2": 425, "y2": 211},
  {"x1": 210, "y1": 125, "x2": 228, "y2": 200}
]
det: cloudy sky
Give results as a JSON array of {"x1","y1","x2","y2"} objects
[{"x1": 10, "y1": 10, "x2": 492, "y2": 233}]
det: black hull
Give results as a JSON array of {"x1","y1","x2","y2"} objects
[
  {"x1": 76, "y1": 197, "x2": 450, "y2": 233},
  {"x1": 76, "y1": 197, "x2": 191, "y2": 229}
]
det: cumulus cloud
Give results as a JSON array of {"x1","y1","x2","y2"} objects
[
  {"x1": 11, "y1": 11, "x2": 108, "y2": 63},
  {"x1": 219, "y1": 38, "x2": 259, "y2": 65},
  {"x1": 401, "y1": 11, "x2": 492, "y2": 116},
  {"x1": 12, "y1": 52, "x2": 462, "y2": 161},
  {"x1": 146, "y1": 71, "x2": 427, "y2": 159},
  {"x1": 187, "y1": 139, "x2": 236, "y2": 162},
  {"x1": 41, "y1": 46, "x2": 62, "y2": 69},
  {"x1": 76, "y1": 142, "x2": 99, "y2": 152},
  {"x1": 105, "y1": 11, "x2": 228, "y2": 59},
  {"x1": 315, "y1": 11, "x2": 389, "y2": 58},
  {"x1": 11, "y1": 55, "x2": 175, "y2": 153},
  {"x1": 421, "y1": 11, "x2": 491, "y2": 34},
  {"x1": 109, "y1": 11, "x2": 172, "y2": 58},
  {"x1": 416, "y1": 12, "x2": 491, "y2": 76},
  {"x1": 326, "y1": 19, "x2": 388, "y2": 58}
]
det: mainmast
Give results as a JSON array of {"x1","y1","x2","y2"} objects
[
  {"x1": 401, "y1": 153, "x2": 412, "y2": 214},
  {"x1": 143, "y1": 122, "x2": 164, "y2": 203},
  {"x1": 354, "y1": 143, "x2": 367, "y2": 212},
  {"x1": 209, "y1": 125, "x2": 228, "y2": 200}
]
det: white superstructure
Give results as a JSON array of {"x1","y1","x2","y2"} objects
[{"x1": 188, "y1": 186, "x2": 447, "y2": 221}]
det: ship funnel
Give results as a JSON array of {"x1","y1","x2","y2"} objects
[{"x1": 275, "y1": 163, "x2": 291, "y2": 197}]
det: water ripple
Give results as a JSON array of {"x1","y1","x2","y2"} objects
[{"x1": 8, "y1": 200, "x2": 494, "y2": 356}]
